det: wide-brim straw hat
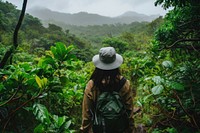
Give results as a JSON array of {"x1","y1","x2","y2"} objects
[{"x1": 92, "y1": 47, "x2": 123, "y2": 70}]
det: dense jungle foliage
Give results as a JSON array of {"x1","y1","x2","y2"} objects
[{"x1": 0, "y1": 0, "x2": 200, "y2": 132}]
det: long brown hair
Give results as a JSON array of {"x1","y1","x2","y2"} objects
[{"x1": 90, "y1": 67, "x2": 121, "y2": 91}]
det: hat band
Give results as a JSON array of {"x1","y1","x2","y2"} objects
[{"x1": 100, "y1": 54, "x2": 116, "y2": 64}]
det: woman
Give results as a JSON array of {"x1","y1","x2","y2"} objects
[{"x1": 80, "y1": 47, "x2": 134, "y2": 133}]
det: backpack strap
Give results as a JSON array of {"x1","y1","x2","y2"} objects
[
  {"x1": 115, "y1": 77, "x2": 126, "y2": 92},
  {"x1": 92, "y1": 77, "x2": 126, "y2": 108}
]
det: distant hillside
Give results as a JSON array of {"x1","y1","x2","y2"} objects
[{"x1": 27, "y1": 7, "x2": 160, "y2": 26}]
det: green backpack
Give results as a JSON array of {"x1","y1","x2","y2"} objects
[{"x1": 92, "y1": 77, "x2": 129, "y2": 133}]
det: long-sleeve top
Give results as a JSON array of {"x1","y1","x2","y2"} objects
[{"x1": 80, "y1": 77, "x2": 135, "y2": 133}]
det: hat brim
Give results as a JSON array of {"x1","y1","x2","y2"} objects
[{"x1": 92, "y1": 54, "x2": 123, "y2": 70}]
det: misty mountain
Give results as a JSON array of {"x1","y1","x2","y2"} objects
[{"x1": 27, "y1": 7, "x2": 160, "y2": 26}]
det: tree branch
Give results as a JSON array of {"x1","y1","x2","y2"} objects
[
  {"x1": 173, "y1": 91, "x2": 199, "y2": 129},
  {"x1": 0, "y1": 86, "x2": 20, "y2": 107},
  {"x1": 167, "y1": 38, "x2": 200, "y2": 48},
  {"x1": 13, "y1": 0, "x2": 27, "y2": 49},
  {"x1": 0, "y1": 0, "x2": 27, "y2": 69},
  {"x1": 158, "y1": 38, "x2": 200, "y2": 51},
  {"x1": 178, "y1": 18, "x2": 200, "y2": 28}
]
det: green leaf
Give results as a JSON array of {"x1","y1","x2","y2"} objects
[
  {"x1": 51, "y1": 46, "x2": 59, "y2": 59},
  {"x1": 170, "y1": 82, "x2": 184, "y2": 91},
  {"x1": 64, "y1": 120, "x2": 71, "y2": 129},
  {"x1": 57, "y1": 116, "x2": 66, "y2": 127},
  {"x1": 152, "y1": 85, "x2": 164, "y2": 95},
  {"x1": 38, "y1": 56, "x2": 56, "y2": 69},
  {"x1": 38, "y1": 93, "x2": 48, "y2": 99},
  {"x1": 152, "y1": 76, "x2": 163, "y2": 84},
  {"x1": 52, "y1": 115, "x2": 66, "y2": 128},
  {"x1": 35, "y1": 75, "x2": 42, "y2": 88},
  {"x1": 143, "y1": 94, "x2": 153, "y2": 102},
  {"x1": 33, "y1": 103, "x2": 51, "y2": 125},
  {"x1": 0, "y1": 83, "x2": 5, "y2": 91},
  {"x1": 19, "y1": 62, "x2": 32, "y2": 71},
  {"x1": 136, "y1": 100, "x2": 143, "y2": 107},
  {"x1": 50, "y1": 43, "x2": 75, "y2": 62},
  {"x1": 51, "y1": 42, "x2": 67, "y2": 61},
  {"x1": 24, "y1": 77, "x2": 38, "y2": 88},
  {"x1": 66, "y1": 45, "x2": 74, "y2": 53},
  {"x1": 162, "y1": 60, "x2": 173, "y2": 68},
  {"x1": 41, "y1": 77, "x2": 48, "y2": 88},
  {"x1": 35, "y1": 75, "x2": 48, "y2": 89},
  {"x1": 58, "y1": 120, "x2": 72, "y2": 133},
  {"x1": 34, "y1": 124, "x2": 45, "y2": 133}
]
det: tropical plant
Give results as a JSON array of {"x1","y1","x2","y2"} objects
[
  {"x1": 131, "y1": 0, "x2": 200, "y2": 132},
  {"x1": 0, "y1": 42, "x2": 86, "y2": 132},
  {"x1": 33, "y1": 103, "x2": 73, "y2": 133}
]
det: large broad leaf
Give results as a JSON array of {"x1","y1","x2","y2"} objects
[
  {"x1": 38, "y1": 56, "x2": 57, "y2": 69},
  {"x1": 152, "y1": 85, "x2": 164, "y2": 95},
  {"x1": 51, "y1": 43, "x2": 75, "y2": 62},
  {"x1": 162, "y1": 60, "x2": 173, "y2": 68},
  {"x1": 51, "y1": 42, "x2": 67, "y2": 61},
  {"x1": 33, "y1": 103, "x2": 51, "y2": 125}
]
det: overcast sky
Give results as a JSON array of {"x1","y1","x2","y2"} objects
[{"x1": 4, "y1": 0, "x2": 168, "y2": 17}]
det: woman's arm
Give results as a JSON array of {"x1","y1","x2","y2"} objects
[
  {"x1": 80, "y1": 80, "x2": 94, "y2": 133},
  {"x1": 120, "y1": 79, "x2": 135, "y2": 132}
]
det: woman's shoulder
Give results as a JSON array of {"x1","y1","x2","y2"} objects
[
  {"x1": 119, "y1": 76, "x2": 131, "y2": 92},
  {"x1": 84, "y1": 80, "x2": 99, "y2": 100},
  {"x1": 85, "y1": 80, "x2": 94, "y2": 91}
]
